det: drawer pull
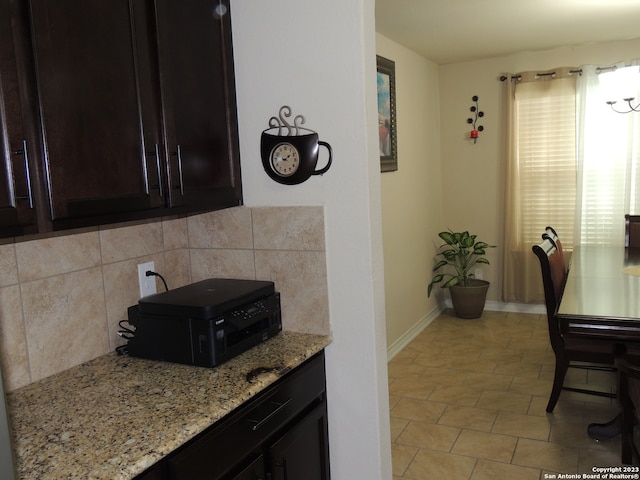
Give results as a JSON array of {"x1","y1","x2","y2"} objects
[
  {"x1": 247, "y1": 398, "x2": 292, "y2": 431},
  {"x1": 13, "y1": 140, "x2": 34, "y2": 208},
  {"x1": 169, "y1": 145, "x2": 185, "y2": 195},
  {"x1": 146, "y1": 144, "x2": 164, "y2": 198}
]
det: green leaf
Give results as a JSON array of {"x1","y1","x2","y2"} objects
[
  {"x1": 461, "y1": 234, "x2": 475, "y2": 248},
  {"x1": 443, "y1": 277, "x2": 460, "y2": 288},
  {"x1": 474, "y1": 242, "x2": 489, "y2": 249},
  {"x1": 442, "y1": 250, "x2": 457, "y2": 260},
  {"x1": 432, "y1": 261, "x2": 448, "y2": 272},
  {"x1": 476, "y1": 258, "x2": 490, "y2": 265},
  {"x1": 439, "y1": 231, "x2": 455, "y2": 245}
]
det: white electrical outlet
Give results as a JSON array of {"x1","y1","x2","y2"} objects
[
  {"x1": 137, "y1": 261, "x2": 157, "y2": 298},
  {"x1": 474, "y1": 267, "x2": 483, "y2": 280}
]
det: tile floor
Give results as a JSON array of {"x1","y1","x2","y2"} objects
[{"x1": 388, "y1": 310, "x2": 625, "y2": 480}]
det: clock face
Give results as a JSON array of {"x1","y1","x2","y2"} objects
[{"x1": 270, "y1": 143, "x2": 300, "y2": 177}]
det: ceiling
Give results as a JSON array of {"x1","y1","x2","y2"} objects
[{"x1": 375, "y1": 0, "x2": 640, "y2": 65}]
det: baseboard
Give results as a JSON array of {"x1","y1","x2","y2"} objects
[
  {"x1": 443, "y1": 299, "x2": 546, "y2": 315},
  {"x1": 484, "y1": 300, "x2": 546, "y2": 314},
  {"x1": 386, "y1": 305, "x2": 444, "y2": 362}
]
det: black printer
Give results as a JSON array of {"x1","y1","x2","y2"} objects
[{"x1": 126, "y1": 278, "x2": 282, "y2": 367}]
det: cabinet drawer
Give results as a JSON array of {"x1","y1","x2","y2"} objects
[{"x1": 167, "y1": 352, "x2": 326, "y2": 480}]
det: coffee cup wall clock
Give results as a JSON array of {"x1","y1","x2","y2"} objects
[{"x1": 260, "y1": 106, "x2": 333, "y2": 185}]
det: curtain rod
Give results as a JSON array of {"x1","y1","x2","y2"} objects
[{"x1": 500, "y1": 65, "x2": 619, "y2": 82}]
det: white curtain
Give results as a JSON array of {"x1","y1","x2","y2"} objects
[
  {"x1": 575, "y1": 62, "x2": 640, "y2": 246},
  {"x1": 502, "y1": 68, "x2": 578, "y2": 303}
]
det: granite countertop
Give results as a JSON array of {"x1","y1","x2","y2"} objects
[{"x1": 6, "y1": 331, "x2": 331, "y2": 480}]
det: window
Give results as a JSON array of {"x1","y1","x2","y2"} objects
[
  {"x1": 504, "y1": 64, "x2": 640, "y2": 302},
  {"x1": 503, "y1": 70, "x2": 577, "y2": 303},
  {"x1": 516, "y1": 78, "x2": 577, "y2": 249}
]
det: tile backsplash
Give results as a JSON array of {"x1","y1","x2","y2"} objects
[{"x1": 0, "y1": 206, "x2": 329, "y2": 391}]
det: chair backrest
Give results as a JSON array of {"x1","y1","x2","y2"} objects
[
  {"x1": 625, "y1": 215, "x2": 640, "y2": 248},
  {"x1": 532, "y1": 237, "x2": 568, "y2": 353},
  {"x1": 542, "y1": 226, "x2": 567, "y2": 274}
]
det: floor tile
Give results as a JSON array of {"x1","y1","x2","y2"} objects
[
  {"x1": 428, "y1": 384, "x2": 482, "y2": 407},
  {"x1": 476, "y1": 390, "x2": 532, "y2": 414},
  {"x1": 492, "y1": 411, "x2": 551, "y2": 441},
  {"x1": 391, "y1": 443, "x2": 418, "y2": 477},
  {"x1": 390, "y1": 416, "x2": 410, "y2": 442},
  {"x1": 389, "y1": 377, "x2": 438, "y2": 400},
  {"x1": 390, "y1": 397, "x2": 447, "y2": 423},
  {"x1": 396, "y1": 421, "x2": 461, "y2": 452},
  {"x1": 451, "y1": 429, "x2": 518, "y2": 463},
  {"x1": 389, "y1": 312, "x2": 623, "y2": 479},
  {"x1": 512, "y1": 437, "x2": 579, "y2": 472},
  {"x1": 404, "y1": 448, "x2": 477, "y2": 480},
  {"x1": 470, "y1": 459, "x2": 540, "y2": 480},
  {"x1": 438, "y1": 405, "x2": 497, "y2": 432}
]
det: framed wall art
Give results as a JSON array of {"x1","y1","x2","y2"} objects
[{"x1": 376, "y1": 55, "x2": 397, "y2": 172}]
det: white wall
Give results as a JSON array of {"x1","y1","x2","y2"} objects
[
  {"x1": 231, "y1": 1, "x2": 392, "y2": 479},
  {"x1": 438, "y1": 39, "x2": 640, "y2": 304},
  {"x1": 375, "y1": 34, "x2": 444, "y2": 353}
]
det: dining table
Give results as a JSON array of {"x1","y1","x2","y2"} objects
[{"x1": 557, "y1": 245, "x2": 640, "y2": 343}]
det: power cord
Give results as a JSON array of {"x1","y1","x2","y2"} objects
[
  {"x1": 116, "y1": 319, "x2": 135, "y2": 356},
  {"x1": 145, "y1": 270, "x2": 169, "y2": 292}
]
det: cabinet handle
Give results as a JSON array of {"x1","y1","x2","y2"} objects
[
  {"x1": 247, "y1": 398, "x2": 292, "y2": 431},
  {"x1": 273, "y1": 458, "x2": 288, "y2": 480},
  {"x1": 170, "y1": 145, "x2": 184, "y2": 195},
  {"x1": 12, "y1": 140, "x2": 34, "y2": 208},
  {"x1": 146, "y1": 144, "x2": 164, "y2": 198}
]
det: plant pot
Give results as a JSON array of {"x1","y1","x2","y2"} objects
[{"x1": 449, "y1": 279, "x2": 490, "y2": 319}]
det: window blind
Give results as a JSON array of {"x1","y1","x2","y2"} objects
[{"x1": 515, "y1": 80, "x2": 577, "y2": 249}]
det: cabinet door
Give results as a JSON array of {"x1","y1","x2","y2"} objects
[
  {"x1": 28, "y1": 0, "x2": 164, "y2": 228},
  {"x1": 268, "y1": 402, "x2": 330, "y2": 480},
  {"x1": 154, "y1": 0, "x2": 242, "y2": 213},
  {"x1": 0, "y1": 0, "x2": 37, "y2": 236},
  {"x1": 230, "y1": 455, "x2": 266, "y2": 480}
]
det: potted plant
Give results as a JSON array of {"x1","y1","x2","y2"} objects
[{"x1": 427, "y1": 230, "x2": 495, "y2": 318}]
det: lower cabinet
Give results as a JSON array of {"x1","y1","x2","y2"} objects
[{"x1": 135, "y1": 352, "x2": 329, "y2": 480}]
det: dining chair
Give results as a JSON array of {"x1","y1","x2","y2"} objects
[
  {"x1": 532, "y1": 236, "x2": 616, "y2": 412},
  {"x1": 616, "y1": 357, "x2": 640, "y2": 464},
  {"x1": 625, "y1": 214, "x2": 640, "y2": 248}
]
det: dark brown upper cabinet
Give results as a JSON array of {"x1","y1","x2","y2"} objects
[
  {"x1": 154, "y1": 0, "x2": 242, "y2": 213},
  {"x1": 0, "y1": 0, "x2": 39, "y2": 237},
  {"x1": 0, "y1": 0, "x2": 241, "y2": 236}
]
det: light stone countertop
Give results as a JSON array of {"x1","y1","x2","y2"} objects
[{"x1": 6, "y1": 331, "x2": 331, "y2": 480}]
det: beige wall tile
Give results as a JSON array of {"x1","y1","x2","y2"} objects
[
  {"x1": 162, "y1": 217, "x2": 189, "y2": 250},
  {"x1": 189, "y1": 249, "x2": 255, "y2": 282},
  {"x1": 163, "y1": 249, "x2": 192, "y2": 289},
  {"x1": 15, "y1": 231, "x2": 101, "y2": 282},
  {"x1": 254, "y1": 250, "x2": 329, "y2": 335},
  {"x1": 252, "y1": 206, "x2": 325, "y2": 251},
  {"x1": 0, "y1": 285, "x2": 30, "y2": 390},
  {"x1": 0, "y1": 244, "x2": 18, "y2": 287},
  {"x1": 187, "y1": 207, "x2": 253, "y2": 249},
  {"x1": 21, "y1": 268, "x2": 109, "y2": 382},
  {"x1": 100, "y1": 222, "x2": 164, "y2": 264}
]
